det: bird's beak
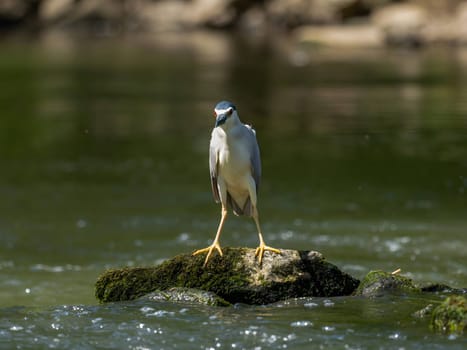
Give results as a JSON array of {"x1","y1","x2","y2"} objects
[{"x1": 215, "y1": 113, "x2": 228, "y2": 127}]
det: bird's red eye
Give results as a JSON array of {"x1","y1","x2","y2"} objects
[{"x1": 213, "y1": 111, "x2": 217, "y2": 118}]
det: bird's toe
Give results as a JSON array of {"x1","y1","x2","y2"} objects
[
  {"x1": 193, "y1": 242, "x2": 223, "y2": 267},
  {"x1": 255, "y1": 244, "x2": 281, "y2": 264}
]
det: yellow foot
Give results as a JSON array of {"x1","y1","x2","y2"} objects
[
  {"x1": 193, "y1": 242, "x2": 223, "y2": 267},
  {"x1": 255, "y1": 244, "x2": 281, "y2": 264}
]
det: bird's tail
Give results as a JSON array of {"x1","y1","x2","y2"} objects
[{"x1": 227, "y1": 193, "x2": 253, "y2": 217}]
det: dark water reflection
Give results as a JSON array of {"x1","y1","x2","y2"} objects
[{"x1": 0, "y1": 34, "x2": 466, "y2": 348}]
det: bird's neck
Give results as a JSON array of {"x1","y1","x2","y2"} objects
[
  {"x1": 222, "y1": 124, "x2": 244, "y2": 145},
  {"x1": 224, "y1": 114, "x2": 241, "y2": 131}
]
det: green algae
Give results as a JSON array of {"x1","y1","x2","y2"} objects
[
  {"x1": 95, "y1": 267, "x2": 161, "y2": 303},
  {"x1": 431, "y1": 296, "x2": 467, "y2": 334},
  {"x1": 95, "y1": 248, "x2": 250, "y2": 303},
  {"x1": 353, "y1": 270, "x2": 420, "y2": 297}
]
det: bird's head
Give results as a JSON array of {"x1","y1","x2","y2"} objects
[{"x1": 213, "y1": 101, "x2": 237, "y2": 128}]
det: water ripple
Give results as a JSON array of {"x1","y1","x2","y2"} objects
[
  {"x1": 30, "y1": 264, "x2": 82, "y2": 273},
  {"x1": 0, "y1": 297, "x2": 464, "y2": 350},
  {"x1": 290, "y1": 320, "x2": 313, "y2": 327}
]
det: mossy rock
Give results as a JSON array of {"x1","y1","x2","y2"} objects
[
  {"x1": 140, "y1": 287, "x2": 231, "y2": 307},
  {"x1": 431, "y1": 296, "x2": 467, "y2": 334},
  {"x1": 95, "y1": 247, "x2": 359, "y2": 305},
  {"x1": 353, "y1": 270, "x2": 420, "y2": 297},
  {"x1": 419, "y1": 283, "x2": 466, "y2": 294}
]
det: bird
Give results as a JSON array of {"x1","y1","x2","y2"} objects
[{"x1": 193, "y1": 101, "x2": 281, "y2": 266}]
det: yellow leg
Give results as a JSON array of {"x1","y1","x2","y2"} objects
[
  {"x1": 193, "y1": 206, "x2": 227, "y2": 267},
  {"x1": 252, "y1": 207, "x2": 280, "y2": 264}
]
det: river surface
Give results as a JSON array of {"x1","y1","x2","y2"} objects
[{"x1": 0, "y1": 33, "x2": 466, "y2": 349}]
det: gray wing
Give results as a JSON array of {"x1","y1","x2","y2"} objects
[
  {"x1": 209, "y1": 131, "x2": 221, "y2": 203},
  {"x1": 246, "y1": 125, "x2": 261, "y2": 192}
]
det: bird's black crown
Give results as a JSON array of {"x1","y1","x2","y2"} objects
[{"x1": 215, "y1": 101, "x2": 236, "y2": 111}]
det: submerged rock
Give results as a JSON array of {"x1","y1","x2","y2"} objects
[
  {"x1": 419, "y1": 283, "x2": 466, "y2": 294},
  {"x1": 353, "y1": 270, "x2": 420, "y2": 297},
  {"x1": 430, "y1": 296, "x2": 466, "y2": 334},
  {"x1": 412, "y1": 304, "x2": 435, "y2": 319},
  {"x1": 141, "y1": 287, "x2": 231, "y2": 307},
  {"x1": 95, "y1": 248, "x2": 359, "y2": 305}
]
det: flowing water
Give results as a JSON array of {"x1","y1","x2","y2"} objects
[{"x1": 0, "y1": 33, "x2": 466, "y2": 349}]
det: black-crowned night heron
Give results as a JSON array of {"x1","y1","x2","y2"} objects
[{"x1": 193, "y1": 101, "x2": 281, "y2": 266}]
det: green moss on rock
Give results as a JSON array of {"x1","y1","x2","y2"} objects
[
  {"x1": 95, "y1": 248, "x2": 250, "y2": 303},
  {"x1": 95, "y1": 267, "x2": 159, "y2": 303},
  {"x1": 353, "y1": 270, "x2": 420, "y2": 297},
  {"x1": 95, "y1": 247, "x2": 359, "y2": 305},
  {"x1": 431, "y1": 296, "x2": 467, "y2": 334}
]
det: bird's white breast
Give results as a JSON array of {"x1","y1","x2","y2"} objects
[{"x1": 215, "y1": 125, "x2": 253, "y2": 195}]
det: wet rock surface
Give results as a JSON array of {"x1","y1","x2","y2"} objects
[
  {"x1": 95, "y1": 247, "x2": 360, "y2": 305},
  {"x1": 95, "y1": 247, "x2": 467, "y2": 337},
  {"x1": 355, "y1": 270, "x2": 467, "y2": 335},
  {"x1": 353, "y1": 270, "x2": 420, "y2": 297},
  {"x1": 141, "y1": 287, "x2": 231, "y2": 307}
]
